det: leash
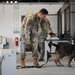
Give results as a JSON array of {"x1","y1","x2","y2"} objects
[{"x1": 40, "y1": 40, "x2": 52, "y2": 67}]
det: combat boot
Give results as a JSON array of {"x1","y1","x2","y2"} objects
[
  {"x1": 33, "y1": 58, "x2": 39, "y2": 66},
  {"x1": 21, "y1": 58, "x2": 25, "y2": 68}
]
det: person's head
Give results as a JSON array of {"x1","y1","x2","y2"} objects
[{"x1": 38, "y1": 8, "x2": 48, "y2": 19}]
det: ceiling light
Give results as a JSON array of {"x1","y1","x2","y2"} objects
[
  {"x1": 14, "y1": 1, "x2": 18, "y2": 3},
  {"x1": 10, "y1": 1, "x2": 13, "y2": 3},
  {"x1": 6, "y1": 1, "x2": 9, "y2": 3}
]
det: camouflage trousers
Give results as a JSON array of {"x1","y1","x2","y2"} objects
[{"x1": 20, "y1": 37, "x2": 45, "y2": 59}]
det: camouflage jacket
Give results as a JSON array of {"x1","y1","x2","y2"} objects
[{"x1": 21, "y1": 11, "x2": 53, "y2": 40}]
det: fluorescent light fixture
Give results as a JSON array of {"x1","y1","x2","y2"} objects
[
  {"x1": 6, "y1": 1, "x2": 9, "y2": 3},
  {"x1": 14, "y1": 1, "x2": 18, "y2": 3},
  {"x1": 10, "y1": 1, "x2": 13, "y2": 3}
]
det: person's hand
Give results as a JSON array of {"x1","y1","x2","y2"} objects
[{"x1": 26, "y1": 39, "x2": 32, "y2": 46}]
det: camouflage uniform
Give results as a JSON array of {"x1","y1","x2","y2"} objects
[{"x1": 20, "y1": 11, "x2": 53, "y2": 59}]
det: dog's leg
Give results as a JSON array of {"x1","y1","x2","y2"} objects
[
  {"x1": 54, "y1": 55, "x2": 60, "y2": 66},
  {"x1": 68, "y1": 56, "x2": 73, "y2": 67},
  {"x1": 54, "y1": 55, "x2": 63, "y2": 66},
  {"x1": 57, "y1": 57, "x2": 64, "y2": 67},
  {"x1": 54, "y1": 54, "x2": 64, "y2": 67},
  {"x1": 54, "y1": 58, "x2": 59, "y2": 66}
]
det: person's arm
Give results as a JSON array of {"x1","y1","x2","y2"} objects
[
  {"x1": 23, "y1": 16, "x2": 33, "y2": 45},
  {"x1": 44, "y1": 18, "x2": 56, "y2": 37}
]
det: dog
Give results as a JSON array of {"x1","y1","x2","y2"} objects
[{"x1": 48, "y1": 41, "x2": 75, "y2": 67}]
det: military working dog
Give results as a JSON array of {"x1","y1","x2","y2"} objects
[{"x1": 48, "y1": 41, "x2": 75, "y2": 67}]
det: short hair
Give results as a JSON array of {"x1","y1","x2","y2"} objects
[{"x1": 39, "y1": 8, "x2": 48, "y2": 15}]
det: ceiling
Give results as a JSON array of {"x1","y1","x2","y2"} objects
[{"x1": 0, "y1": 0, "x2": 68, "y2": 3}]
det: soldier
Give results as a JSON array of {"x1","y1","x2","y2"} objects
[{"x1": 20, "y1": 8, "x2": 55, "y2": 68}]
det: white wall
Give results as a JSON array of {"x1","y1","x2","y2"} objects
[{"x1": 0, "y1": 3, "x2": 63, "y2": 49}]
